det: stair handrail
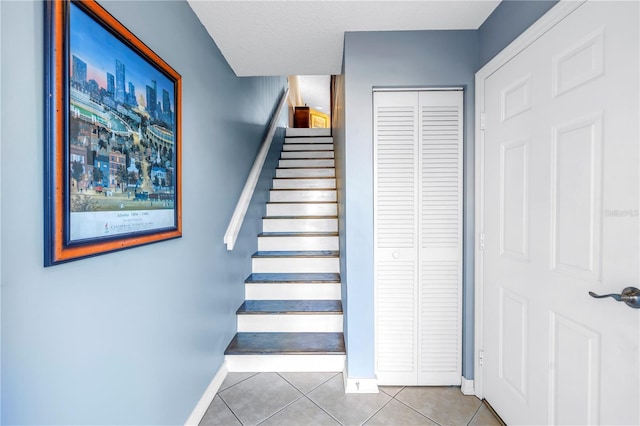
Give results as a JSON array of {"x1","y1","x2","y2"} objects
[{"x1": 224, "y1": 88, "x2": 289, "y2": 250}]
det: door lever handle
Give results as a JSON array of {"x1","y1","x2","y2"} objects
[{"x1": 589, "y1": 287, "x2": 640, "y2": 309}]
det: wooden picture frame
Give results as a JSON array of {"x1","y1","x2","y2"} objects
[{"x1": 44, "y1": 0, "x2": 182, "y2": 266}]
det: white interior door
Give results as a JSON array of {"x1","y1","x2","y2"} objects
[
  {"x1": 374, "y1": 90, "x2": 463, "y2": 386},
  {"x1": 479, "y1": 2, "x2": 639, "y2": 424}
]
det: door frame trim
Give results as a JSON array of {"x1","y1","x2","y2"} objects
[{"x1": 473, "y1": 0, "x2": 585, "y2": 399}]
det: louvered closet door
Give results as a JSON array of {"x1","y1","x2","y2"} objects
[
  {"x1": 417, "y1": 91, "x2": 463, "y2": 384},
  {"x1": 374, "y1": 91, "x2": 420, "y2": 385},
  {"x1": 374, "y1": 90, "x2": 462, "y2": 386}
]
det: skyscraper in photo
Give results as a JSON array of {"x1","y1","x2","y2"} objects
[
  {"x1": 115, "y1": 59, "x2": 125, "y2": 103},
  {"x1": 162, "y1": 88, "x2": 172, "y2": 124},
  {"x1": 107, "y1": 72, "x2": 115, "y2": 97},
  {"x1": 72, "y1": 55, "x2": 87, "y2": 84},
  {"x1": 146, "y1": 79, "x2": 157, "y2": 117},
  {"x1": 128, "y1": 82, "x2": 137, "y2": 106}
]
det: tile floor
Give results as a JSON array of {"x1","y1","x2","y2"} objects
[{"x1": 200, "y1": 372, "x2": 504, "y2": 426}]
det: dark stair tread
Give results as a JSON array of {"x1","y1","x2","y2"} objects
[
  {"x1": 285, "y1": 135, "x2": 332, "y2": 138},
  {"x1": 284, "y1": 142, "x2": 332, "y2": 145},
  {"x1": 276, "y1": 168, "x2": 335, "y2": 170},
  {"x1": 237, "y1": 300, "x2": 342, "y2": 315},
  {"x1": 277, "y1": 165, "x2": 335, "y2": 169},
  {"x1": 258, "y1": 232, "x2": 339, "y2": 237},
  {"x1": 225, "y1": 332, "x2": 345, "y2": 355},
  {"x1": 284, "y1": 141, "x2": 334, "y2": 144},
  {"x1": 281, "y1": 153, "x2": 334, "y2": 156},
  {"x1": 252, "y1": 250, "x2": 339, "y2": 258},
  {"x1": 245, "y1": 273, "x2": 341, "y2": 284},
  {"x1": 281, "y1": 149, "x2": 334, "y2": 152}
]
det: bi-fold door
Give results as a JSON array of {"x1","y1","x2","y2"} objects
[{"x1": 374, "y1": 90, "x2": 463, "y2": 386}]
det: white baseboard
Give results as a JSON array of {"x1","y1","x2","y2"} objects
[
  {"x1": 343, "y1": 368, "x2": 379, "y2": 394},
  {"x1": 184, "y1": 361, "x2": 228, "y2": 426},
  {"x1": 461, "y1": 376, "x2": 475, "y2": 395}
]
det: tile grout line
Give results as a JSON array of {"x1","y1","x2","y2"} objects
[
  {"x1": 216, "y1": 392, "x2": 245, "y2": 426},
  {"x1": 299, "y1": 394, "x2": 345, "y2": 426},
  {"x1": 469, "y1": 405, "x2": 482, "y2": 426},
  {"x1": 255, "y1": 393, "x2": 306, "y2": 426},
  {"x1": 466, "y1": 401, "x2": 485, "y2": 426},
  {"x1": 389, "y1": 392, "x2": 444, "y2": 426},
  {"x1": 359, "y1": 397, "x2": 395, "y2": 425},
  {"x1": 254, "y1": 372, "x2": 342, "y2": 426},
  {"x1": 276, "y1": 371, "x2": 341, "y2": 395},
  {"x1": 206, "y1": 373, "x2": 260, "y2": 426},
  {"x1": 218, "y1": 372, "x2": 260, "y2": 394},
  {"x1": 274, "y1": 372, "x2": 344, "y2": 425},
  {"x1": 293, "y1": 372, "x2": 345, "y2": 426},
  {"x1": 216, "y1": 373, "x2": 281, "y2": 426}
]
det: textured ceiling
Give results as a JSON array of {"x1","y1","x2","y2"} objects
[{"x1": 187, "y1": 1, "x2": 501, "y2": 77}]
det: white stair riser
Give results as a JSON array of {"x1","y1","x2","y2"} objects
[
  {"x1": 245, "y1": 283, "x2": 341, "y2": 300},
  {"x1": 270, "y1": 190, "x2": 336, "y2": 203},
  {"x1": 266, "y1": 203, "x2": 337, "y2": 217},
  {"x1": 279, "y1": 159, "x2": 335, "y2": 168},
  {"x1": 284, "y1": 136, "x2": 333, "y2": 143},
  {"x1": 237, "y1": 315, "x2": 343, "y2": 332},
  {"x1": 281, "y1": 151, "x2": 334, "y2": 159},
  {"x1": 285, "y1": 127, "x2": 331, "y2": 137},
  {"x1": 258, "y1": 235, "x2": 339, "y2": 251},
  {"x1": 272, "y1": 178, "x2": 336, "y2": 190},
  {"x1": 252, "y1": 257, "x2": 340, "y2": 273},
  {"x1": 226, "y1": 354, "x2": 345, "y2": 373},
  {"x1": 283, "y1": 144, "x2": 334, "y2": 151},
  {"x1": 276, "y1": 168, "x2": 335, "y2": 178},
  {"x1": 263, "y1": 218, "x2": 337, "y2": 233}
]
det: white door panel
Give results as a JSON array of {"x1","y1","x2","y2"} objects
[
  {"x1": 480, "y1": 2, "x2": 639, "y2": 424},
  {"x1": 418, "y1": 91, "x2": 463, "y2": 385},
  {"x1": 375, "y1": 91, "x2": 420, "y2": 385}
]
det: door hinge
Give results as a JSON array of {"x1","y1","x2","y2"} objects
[
  {"x1": 480, "y1": 232, "x2": 485, "y2": 251},
  {"x1": 479, "y1": 350, "x2": 484, "y2": 366},
  {"x1": 480, "y1": 112, "x2": 486, "y2": 130}
]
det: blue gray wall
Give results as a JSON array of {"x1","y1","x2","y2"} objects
[
  {"x1": 478, "y1": 0, "x2": 558, "y2": 68},
  {"x1": 337, "y1": 1, "x2": 559, "y2": 382},
  {"x1": 0, "y1": 1, "x2": 286, "y2": 424}
]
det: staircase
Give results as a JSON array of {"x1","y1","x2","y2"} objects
[{"x1": 225, "y1": 127, "x2": 346, "y2": 372}]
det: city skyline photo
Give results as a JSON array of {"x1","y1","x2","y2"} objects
[{"x1": 70, "y1": 2, "x2": 175, "y2": 118}]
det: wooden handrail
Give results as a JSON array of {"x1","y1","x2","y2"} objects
[{"x1": 224, "y1": 88, "x2": 289, "y2": 250}]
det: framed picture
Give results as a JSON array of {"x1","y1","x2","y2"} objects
[{"x1": 44, "y1": 0, "x2": 182, "y2": 266}]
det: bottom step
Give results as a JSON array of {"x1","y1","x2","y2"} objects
[
  {"x1": 225, "y1": 332, "x2": 346, "y2": 372},
  {"x1": 225, "y1": 332, "x2": 345, "y2": 355}
]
